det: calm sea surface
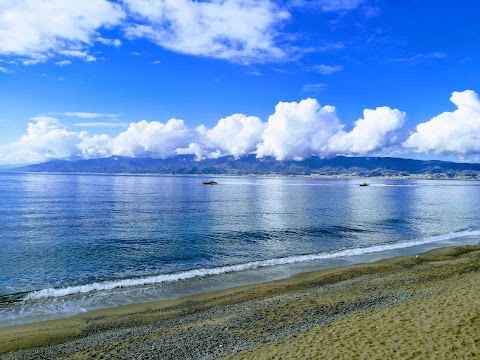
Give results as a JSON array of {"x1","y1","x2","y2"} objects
[{"x1": 1, "y1": 172, "x2": 479, "y2": 327}]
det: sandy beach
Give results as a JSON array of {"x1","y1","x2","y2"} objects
[{"x1": 1, "y1": 245, "x2": 479, "y2": 359}]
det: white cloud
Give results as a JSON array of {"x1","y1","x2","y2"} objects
[
  {"x1": 55, "y1": 60, "x2": 72, "y2": 67},
  {"x1": 311, "y1": 64, "x2": 343, "y2": 75},
  {"x1": 208, "y1": 114, "x2": 265, "y2": 157},
  {"x1": 0, "y1": 117, "x2": 194, "y2": 164},
  {"x1": 0, "y1": 98, "x2": 417, "y2": 165},
  {"x1": 1, "y1": 0, "x2": 353, "y2": 66},
  {"x1": 122, "y1": 0, "x2": 290, "y2": 64},
  {"x1": 78, "y1": 134, "x2": 112, "y2": 159},
  {"x1": 0, "y1": 117, "x2": 86, "y2": 164},
  {"x1": 62, "y1": 112, "x2": 117, "y2": 119},
  {"x1": 0, "y1": 0, "x2": 124, "y2": 63},
  {"x1": 257, "y1": 98, "x2": 342, "y2": 160},
  {"x1": 110, "y1": 119, "x2": 195, "y2": 158},
  {"x1": 187, "y1": 114, "x2": 265, "y2": 158},
  {"x1": 96, "y1": 37, "x2": 122, "y2": 47},
  {"x1": 58, "y1": 50, "x2": 97, "y2": 62},
  {"x1": 403, "y1": 90, "x2": 480, "y2": 156},
  {"x1": 317, "y1": 42, "x2": 346, "y2": 52},
  {"x1": 394, "y1": 52, "x2": 447, "y2": 63},
  {"x1": 328, "y1": 106, "x2": 406, "y2": 154},
  {"x1": 0, "y1": 65, "x2": 12, "y2": 73},
  {"x1": 291, "y1": 0, "x2": 364, "y2": 12},
  {"x1": 302, "y1": 83, "x2": 327, "y2": 92},
  {"x1": 22, "y1": 55, "x2": 48, "y2": 66},
  {"x1": 175, "y1": 142, "x2": 206, "y2": 160}
]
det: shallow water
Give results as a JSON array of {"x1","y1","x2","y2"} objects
[{"x1": 1, "y1": 173, "x2": 479, "y2": 326}]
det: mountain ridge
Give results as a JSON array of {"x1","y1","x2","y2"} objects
[{"x1": 16, "y1": 155, "x2": 480, "y2": 179}]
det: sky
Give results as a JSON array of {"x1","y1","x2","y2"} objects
[{"x1": 0, "y1": 0, "x2": 479, "y2": 165}]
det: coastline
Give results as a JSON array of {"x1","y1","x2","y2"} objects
[
  {"x1": 7, "y1": 170, "x2": 480, "y2": 181},
  {"x1": 1, "y1": 245, "x2": 479, "y2": 359}
]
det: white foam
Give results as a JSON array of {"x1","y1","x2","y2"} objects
[{"x1": 25, "y1": 229, "x2": 480, "y2": 301}]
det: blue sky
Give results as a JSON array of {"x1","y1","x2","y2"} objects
[{"x1": 1, "y1": 0, "x2": 479, "y2": 164}]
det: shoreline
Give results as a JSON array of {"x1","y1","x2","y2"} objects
[
  {"x1": 4, "y1": 171, "x2": 480, "y2": 181},
  {"x1": 1, "y1": 245, "x2": 479, "y2": 359},
  {"x1": 2, "y1": 231, "x2": 479, "y2": 328}
]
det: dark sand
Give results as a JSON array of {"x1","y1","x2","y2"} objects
[{"x1": 1, "y1": 245, "x2": 479, "y2": 359}]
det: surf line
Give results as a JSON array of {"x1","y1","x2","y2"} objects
[{"x1": 26, "y1": 229, "x2": 480, "y2": 300}]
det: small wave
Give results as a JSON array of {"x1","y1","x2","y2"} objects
[
  {"x1": 0, "y1": 292, "x2": 29, "y2": 305},
  {"x1": 25, "y1": 229, "x2": 480, "y2": 301}
]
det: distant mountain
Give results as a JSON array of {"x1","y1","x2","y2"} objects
[
  {"x1": 16, "y1": 155, "x2": 480, "y2": 179},
  {"x1": 17, "y1": 155, "x2": 480, "y2": 180}
]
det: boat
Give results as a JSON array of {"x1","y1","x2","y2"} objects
[
  {"x1": 202, "y1": 180, "x2": 218, "y2": 185},
  {"x1": 359, "y1": 183, "x2": 369, "y2": 187}
]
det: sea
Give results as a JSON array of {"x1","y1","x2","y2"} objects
[{"x1": 1, "y1": 172, "x2": 479, "y2": 328}]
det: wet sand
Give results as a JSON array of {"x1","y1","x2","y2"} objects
[{"x1": 1, "y1": 245, "x2": 479, "y2": 359}]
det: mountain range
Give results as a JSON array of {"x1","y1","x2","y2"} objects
[{"x1": 15, "y1": 155, "x2": 480, "y2": 179}]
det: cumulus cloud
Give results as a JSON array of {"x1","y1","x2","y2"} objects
[
  {"x1": 328, "y1": 107, "x2": 406, "y2": 154},
  {"x1": 204, "y1": 114, "x2": 265, "y2": 158},
  {"x1": 0, "y1": 99, "x2": 411, "y2": 165},
  {"x1": 110, "y1": 119, "x2": 195, "y2": 158},
  {"x1": 176, "y1": 114, "x2": 265, "y2": 159},
  {"x1": 256, "y1": 100, "x2": 405, "y2": 160},
  {"x1": 0, "y1": 117, "x2": 87, "y2": 164},
  {"x1": 0, "y1": 0, "x2": 124, "y2": 63},
  {"x1": 257, "y1": 99, "x2": 342, "y2": 160},
  {"x1": 404, "y1": 90, "x2": 480, "y2": 155},
  {"x1": 175, "y1": 142, "x2": 207, "y2": 160},
  {"x1": 78, "y1": 134, "x2": 112, "y2": 159},
  {"x1": 0, "y1": 117, "x2": 194, "y2": 164},
  {"x1": 122, "y1": 0, "x2": 290, "y2": 63}
]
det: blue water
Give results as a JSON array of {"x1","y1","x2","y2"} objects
[{"x1": 1, "y1": 173, "x2": 479, "y2": 327}]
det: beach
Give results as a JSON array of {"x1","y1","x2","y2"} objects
[{"x1": 1, "y1": 245, "x2": 479, "y2": 359}]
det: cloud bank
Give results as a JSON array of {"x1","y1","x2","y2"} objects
[
  {"x1": 1, "y1": 97, "x2": 407, "y2": 164},
  {"x1": 2, "y1": 90, "x2": 479, "y2": 165}
]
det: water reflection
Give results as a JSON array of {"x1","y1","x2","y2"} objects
[
  {"x1": 2, "y1": 173, "x2": 480, "y2": 298},
  {"x1": 344, "y1": 180, "x2": 423, "y2": 245}
]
